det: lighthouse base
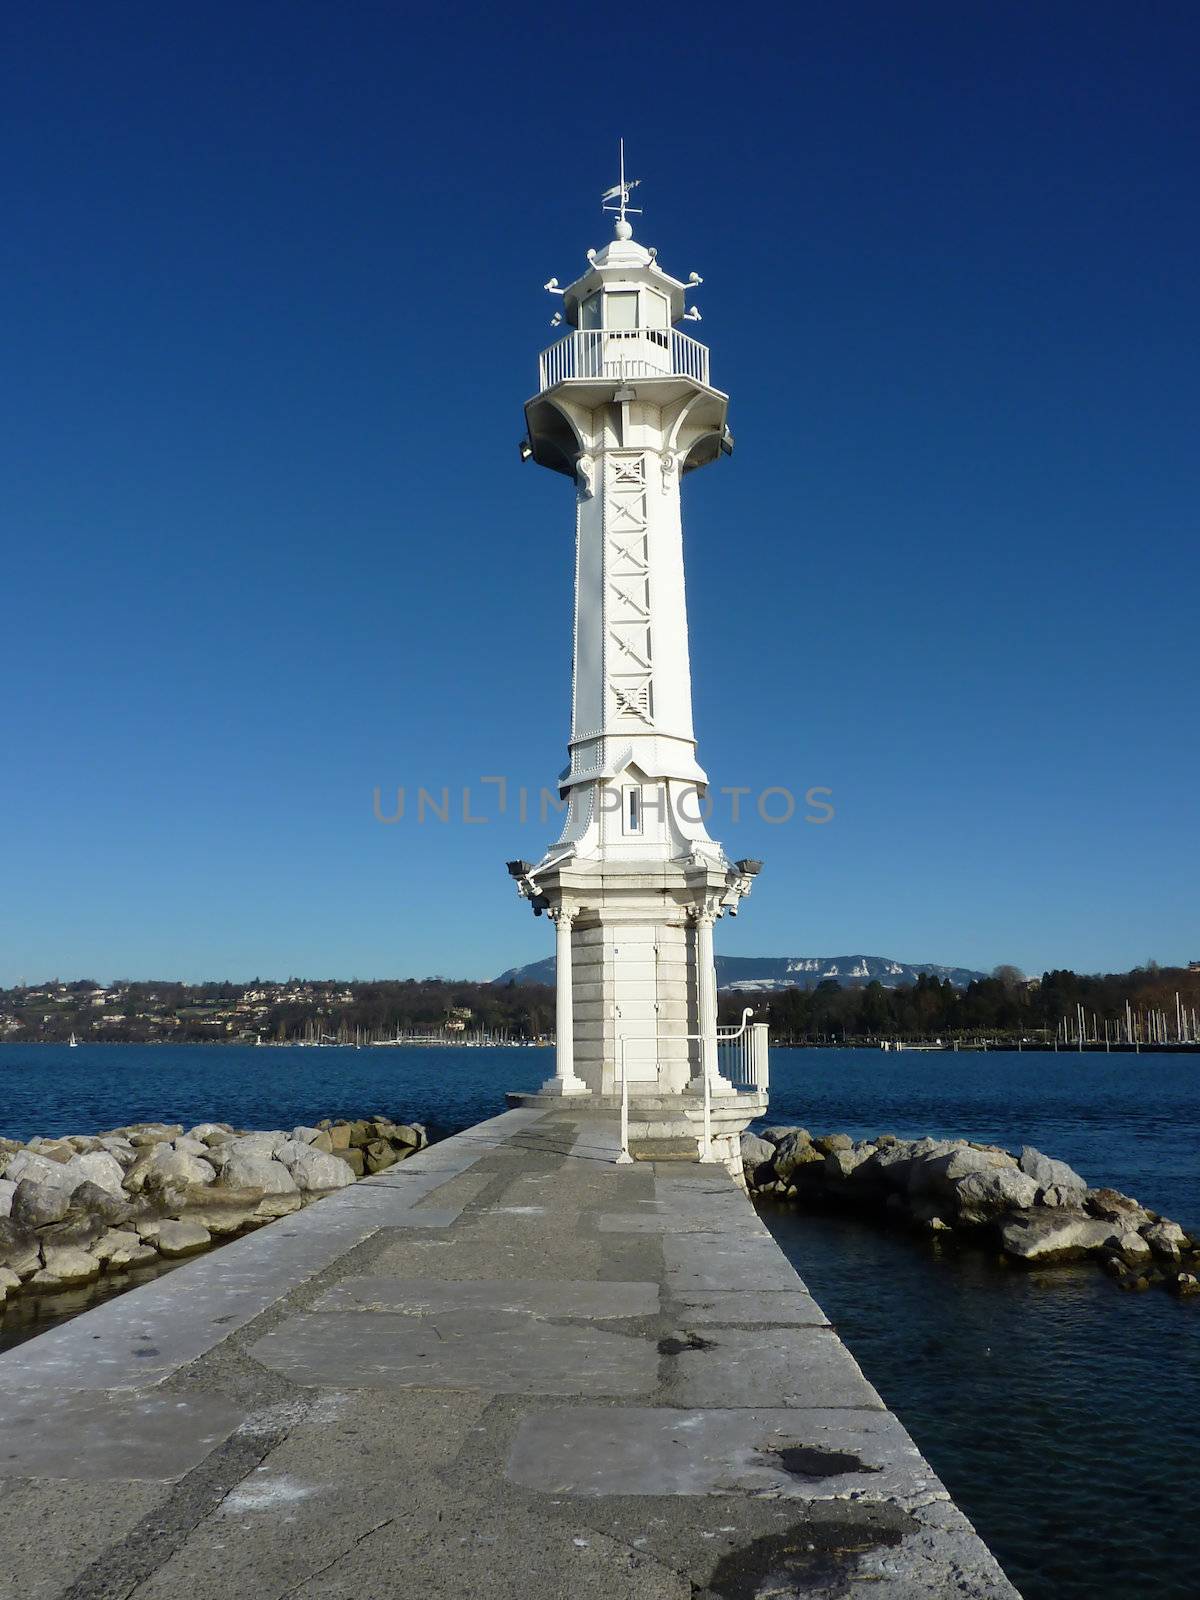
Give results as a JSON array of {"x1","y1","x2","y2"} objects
[
  {"x1": 505, "y1": 1087, "x2": 768, "y2": 1185},
  {"x1": 523, "y1": 853, "x2": 752, "y2": 1097}
]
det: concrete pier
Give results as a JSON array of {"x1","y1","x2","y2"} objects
[{"x1": 0, "y1": 1108, "x2": 1020, "y2": 1599}]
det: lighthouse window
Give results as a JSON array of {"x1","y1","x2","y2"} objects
[
  {"x1": 580, "y1": 293, "x2": 602, "y2": 330},
  {"x1": 625, "y1": 786, "x2": 642, "y2": 834},
  {"x1": 607, "y1": 291, "x2": 639, "y2": 330}
]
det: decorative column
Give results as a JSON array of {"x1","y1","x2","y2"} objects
[
  {"x1": 542, "y1": 906, "x2": 588, "y2": 1096},
  {"x1": 694, "y1": 906, "x2": 719, "y2": 1086}
]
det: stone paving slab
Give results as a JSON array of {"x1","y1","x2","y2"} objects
[
  {"x1": 314, "y1": 1275, "x2": 659, "y2": 1318},
  {"x1": 664, "y1": 1325, "x2": 887, "y2": 1410},
  {"x1": 250, "y1": 1308, "x2": 660, "y2": 1395},
  {"x1": 0, "y1": 1390, "x2": 248, "y2": 1482},
  {"x1": 673, "y1": 1288, "x2": 830, "y2": 1326},
  {"x1": 0, "y1": 1106, "x2": 1020, "y2": 1600},
  {"x1": 506, "y1": 1405, "x2": 948, "y2": 1507}
]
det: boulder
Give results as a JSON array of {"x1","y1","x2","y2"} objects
[
  {"x1": 773, "y1": 1131, "x2": 822, "y2": 1182},
  {"x1": 740, "y1": 1133, "x2": 776, "y2": 1175},
  {"x1": 813, "y1": 1133, "x2": 853, "y2": 1155},
  {"x1": 155, "y1": 1220, "x2": 212, "y2": 1258},
  {"x1": 176, "y1": 1187, "x2": 264, "y2": 1235},
  {"x1": 364, "y1": 1139, "x2": 399, "y2": 1175},
  {"x1": 185, "y1": 1123, "x2": 232, "y2": 1142},
  {"x1": 0, "y1": 1178, "x2": 16, "y2": 1219},
  {"x1": 1018, "y1": 1146, "x2": 1087, "y2": 1198},
  {"x1": 254, "y1": 1190, "x2": 302, "y2": 1218},
  {"x1": 909, "y1": 1198, "x2": 952, "y2": 1231},
  {"x1": 391, "y1": 1124, "x2": 426, "y2": 1149},
  {"x1": 90, "y1": 1228, "x2": 144, "y2": 1262},
  {"x1": 2, "y1": 1150, "x2": 75, "y2": 1191},
  {"x1": 999, "y1": 1210, "x2": 1114, "y2": 1262},
  {"x1": 220, "y1": 1152, "x2": 298, "y2": 1194},
  {"x1": 216, "y1": 1132, "x2": 287, "y2": 1164},
  {"x1": 1085, "y1": 1188, "x2": 1154, "y2": 1229},
  {"x1": 0, "y1": 1220, "x2": 41, "y2": 1280},
  {"x1": 911, "y1": 1144, "x2": 1016, "y2": 1198},
  {"x1": 1143, "y1": 1221, "x2": 1187, "y2": 1259},
  {"x1": 67, "y1": 1180, "x2": 132, "y2": 1225},
  {"x1": 0, "y1": 1265, "x2": 20, "y2": 1297},
  {"x1": 332, "y1": 1147, "x2": 365, "y2": 1178},
  {"x1": 172, "y1": 1136, "x2": 210, "y2": 1159},
  {"x1": 281, "y1": 1144, "x2": 357, "y2": 1192},
  {"x1": 60, "y1": 1150, "x2": 127, "y2": 1197},
  {"x1": 759, "y1": 1125, "x2": 801, "y2": 1145},
  {"x1": 1168, "y1": 1272, "x2": 1200, "y2": 1298},
  {"x1": 291, "y1": 1126, "x2": 324, "y2": 1145},
  {"x1": 11, "y1": 1179, "x2": 72, "y2": 1230},
  {"x1": 327, "y1": 1123, "x2": 352, "y2": 1151},
  {"x1": 144, "y1": 1149, "x2": 216, "y2": 1191},
  {"x1": 1108, "y1": 1229, "x2": 1152, "y2": 1261},
  {"x1": 34, "y1": 1245, "x2": 101, "y2": 1287},
  {"x1": 823, "y1": 1144, "x2": 875, "y2": 1182},
  {"x1": 951, "y1": 1167, "x2": 1040, "y2": 1225}
]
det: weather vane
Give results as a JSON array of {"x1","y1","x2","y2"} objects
[{"x1": 601, "y1": 138, "x2": 641, "y2": 228}]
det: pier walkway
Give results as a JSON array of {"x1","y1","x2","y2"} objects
[{"x1": 0, "y1": 1108, "x2": 1019, "y2": 1599}]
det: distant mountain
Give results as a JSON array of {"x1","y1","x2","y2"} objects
[{"x1": 493, "y1": 953, "x2": 988, "y2": 991}]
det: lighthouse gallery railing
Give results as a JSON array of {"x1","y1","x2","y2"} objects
[{"x1": 539, "y1": 327, "x2": 710, "y2": 391}]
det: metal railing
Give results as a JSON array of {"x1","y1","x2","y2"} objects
[
  {"x1": 616, "y1": 1008, "x2": 769, "y2": 1166},
  {"x1": 539, "y1": 327, "x2": 710, "y2": 391}
]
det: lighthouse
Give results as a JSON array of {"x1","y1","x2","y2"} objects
[{"x1": 508, "y1": 150, "x2": 768, "y2": 1163}]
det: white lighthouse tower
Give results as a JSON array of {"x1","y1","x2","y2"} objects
[{"x1": 508, "y1": 151, "x2": 768, "y2": 1162}]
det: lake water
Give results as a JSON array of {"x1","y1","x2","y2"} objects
[{"x1": 1, "y1": 1042, "x2": 1196, "y2": 1599}]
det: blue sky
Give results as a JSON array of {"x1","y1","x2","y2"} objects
[{"x1": 2, "y1": 1, "x2": 1196, "y2": 986}]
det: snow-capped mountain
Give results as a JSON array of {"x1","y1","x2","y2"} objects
[{"x1": 493, "y1": 953, "x2": 987, "y2": 991}]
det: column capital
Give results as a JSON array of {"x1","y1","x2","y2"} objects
[{"x1": 547, "y1": 905, "x2": 577, "y2": 928}]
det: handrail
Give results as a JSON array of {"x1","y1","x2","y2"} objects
[
  {"x1": 538, "y1": 327, "x2": 711, "y2": 392},
  {"x1": 616, "y1": 1007, "x2": 759, "y2": 1166}
]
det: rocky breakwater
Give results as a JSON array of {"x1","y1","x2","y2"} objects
[
  {"x1": 741, "y1": 1127, "x2": 1200, "y2": 1299},
  {"x1": 0, "y1": 1113, "x2": 428, "y2": 1305}
]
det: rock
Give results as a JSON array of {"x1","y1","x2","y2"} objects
[
  {"x1": 758, "y1": 1125, "x2": 800, "y2": 1145},
  {"x1": 910, "y1": 1199, "x2": 952, "y2": 1231},
  {"x1": 2, "y1": 1150, "x2": 75, "y2": 1190},
  {"x1": 10, "y1": 1179, "x2": 72, "y2": 1230},
  {"x1": 172, "y1": 1136, "x2": 210, "y2": 1159},
  {"x1": 327, "y1": 1123, "x2": 352, "y2": 1151},
  {"x1": 1143, "y1": 1221, "x2": 1187, "y2": 1259},
  {"x1": 67, "y1": 1180, "x2": 132, "y2": 1225},
  {"x1": 951, "y1": 1168, "x2": 1040, "y2": 1224},
  {"x1": 912, "y1": 1144, "x2": 1016, "y2": 1198},
  {"x1": 216, "y1": 1132, "x2": 287, "y2": 1163},
  {"x1": 0, "y1": 1220, "x2": 42, "y2": 1280},
  {"x1": 185, "y1": 1123, "x2": 232, "y2": 1142},
  {"x1": 999, "y1": 1210, "x2": 1114, "y2": 1262},
  {"x1": 773, "y1": 1131, "x2": 821, "y2": 1182},
  {"x1": 1107, "y1": 1229, "x2": 1152, "y2": 1261},
  {"x1": 281, "y1": 1143, "x2": 357, "y2": 1192},
  {"x1": 254, "y1": 1190, "x2": 302, "y2": 1218},
  {"x1": 0, "y1": 1178, "x2": 17, "y2": 1219},
  {"x1": 364, "y1": 1139, "x2": 399, "y2": 1175},
  {"x1": 65, "y1": 1151, "x2": 128, "y2": 1195},
  {"x1": 220, "y1": 1152, "x2": 298, "y2": 1194},
  {"x1": 176, "y1": 1187, "x2": 264, "y2": 1235},
  {"x1": 34, "y1": 1245, "x2": 101, "y2": 1287},
  {"x1": 813, "y1": 1133, "x2": 853, "y2": 1155},
  {"x1": 739, "y1": 1133, "x2": 776, "y2": 1174},
  {"x1": 391, "y1": 1124, "x2": 426, "y2": 1149},
  {"x1": 332, "y1": 1147, "x2": 365, "y2": 1178},
  {"x1": 291, "y1": 1126, "x2": 325, "y2": 1145},
  {"x1": 823, "y1": 1144, "x2": 875, "y2": 1182},
  {"x1": 90, "y1": 1228, "x2": 144, "y2": 1262},
  {"x1": 0, "y1": 1266, "x2": 20, "y2": 1301},
  {"x1": 1085, "y1": 1188, "x2": 1154, "y2": 1228},
  {"x1": 1168, "y1": 1271, "x2": 1200, "y2": 1298},
  {"x1": 155, "y1": 1220, "x2": 212, "y2": 1258},
  {"x1": 144, "y1": 1149, "x2": 217, "y2": 1191},
  {"x1": 1018, "y1": 1146, "x2": 1087, "y2": 1198}
]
